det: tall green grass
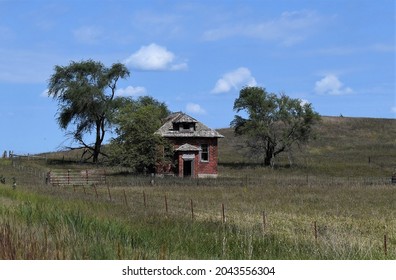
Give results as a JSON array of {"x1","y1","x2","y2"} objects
[{"x1": 0, "y1": 179, "x2": 394, "y2": 260}]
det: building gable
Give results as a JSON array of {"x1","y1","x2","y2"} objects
[
  {"x1": 155, "y1": 112, "x2": 224, "y2": 178},
  {"x1": 155, "y1": 112, "x2": 224, "y2": 138}
]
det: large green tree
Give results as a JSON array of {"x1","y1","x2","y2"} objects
[
  {"x1": 48, "y1": 60, "x2": 130, "y2": 163},
  {"x1": 231, "y1": 86, "x2": 320, "y2": 166},
  {"x1": 109, "y1": 96, "x2": 172, "y2": 173}
]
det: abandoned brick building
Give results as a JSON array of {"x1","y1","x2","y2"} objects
[{"x1": 155, "y1": 112, "x2": 224, "y2": 178}]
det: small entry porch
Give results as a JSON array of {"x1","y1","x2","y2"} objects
[{"x1": 175, "y1": 144, "x2": 201, "y2": 178}]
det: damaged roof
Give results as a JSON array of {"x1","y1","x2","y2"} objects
[
  {"x1": 175, "y1": 143, "x2": 202, "y2": 152},
  {"x1": 155, "y1": 112, "x2": 224, "y2": 138}
]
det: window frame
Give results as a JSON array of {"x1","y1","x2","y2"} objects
[{"x1": 200, "y1": 143, "x2": 209, "y2": 162}]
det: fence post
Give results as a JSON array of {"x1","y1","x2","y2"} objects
[
  {"x1": 262, "y1": 211, "x2": 266, "y2": 234},
  {"x1": 123, "y1": 190, "x2": 128, "y2": 206},
  {"x1": 222, "y1": 203, "x2": 226, "y2": 223},
  {"x1": 93, "y1": 184, "x2": 98, "y2": 199},
  {"x1": 313, "y1": 221, "x2": 318, "y2": 242},
  {"x1": 190, "y1": 199, "x2": 194, "y2": 221},
  {"x1": 47, "y1": 171, "x2": 51, "y2": 185},
  {"x1": 164, "y1": 194, "x2": 168, "y2": 214},
  {"x1": 107, "y1": 185, "x2": 112, "y2": 201},
  {"x1": 143, "y1": 191, "x2": 147, "y2": 208}
]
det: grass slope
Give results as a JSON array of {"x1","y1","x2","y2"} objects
[
  {"x1": 0, "y1": 116, "x2": 395, "y2": 260},
  {"x1": 218, "y1": 116, "x2": 396, "y2": 177}
]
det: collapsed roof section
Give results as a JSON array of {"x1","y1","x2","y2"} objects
[{"x1": 155, "y1": 112, "x2": 224, "y2": 138}]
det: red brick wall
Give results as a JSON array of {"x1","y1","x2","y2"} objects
[
  {"x1": 175, "y1": 152, "x2": 199, "y2": 177},
  {"x1": 169, "y1": 137, "x2": 219, "y2": 177},
  {"x1": 197, "y1": 139, "x2": 219, "y2": 175}
]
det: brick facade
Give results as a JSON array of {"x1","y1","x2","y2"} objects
[
  {"x1": 155, "y1": 112, "x2": 223, "y2": 178},
  {"x1": 171, "y1": 138, "x2": 219, "y2": 178}
]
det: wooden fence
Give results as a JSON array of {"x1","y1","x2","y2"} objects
[{"x1": 46, "y1": 169, "x2": 106, "y2": 186}]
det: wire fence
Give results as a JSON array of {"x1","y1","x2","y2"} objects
[
  {"x1": 8, "y1": 153, "x2": 395, "y2": 189},
  {"x1": 10, "y1": 178, "x2": 391, "y2": 258},
  {"x1": 7, "y1": 156, "x2": 394, "y2": 227},
  {"x1": 2, "y1": 156, "x2": 395, "y2": 258}
]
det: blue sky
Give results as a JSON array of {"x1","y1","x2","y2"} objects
[{"x1": 0, "y1": 0, "x2": 395, "y2": 154}]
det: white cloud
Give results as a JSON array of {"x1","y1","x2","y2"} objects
[
  {"x1": 391, "y1": 106, "x2": 396, "y2": 113},
  {"x1": 371, "y1": 43, "x2": 395, "y2": 53},
  {"x1": 203, "y1": 10, "x2": 321, "y2": 46},
  {"x1": 73, "y1": 26, "x2": 103, "y2": 44},
  {"x1": 115, "y1": 86, "x2": 147, "y2": 97},
  {"x1": 312, "y1": 44, "x2": 396, "y2": 56},
  {"x1": 124, "y1": 43, "x2": 187, "y2": 71},
  {"x1": 314, "y1": 74, "x2": 353, "y2": 95},
  {"x1": 211, "y1": 67, "x2": 257, "y2": 94},
  {"x1": 132, "y1": 11, "x2": 182, "y2": 38},
  {"x1": 40, "y1": 89, "x2": 49, "y2": 97},
  {"x1": 300, "y1": 99, "x2": 309, "y2": 106},
  {"x1": 170, "y1": 62, "x2": 188, "y2": 71},
  {"x1": 186, "y1": 103, "x2": 206, "y2": 114}
]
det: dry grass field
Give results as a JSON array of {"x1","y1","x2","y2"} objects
[{"x1": 0, "y1": 116, "x2": 395, "y2": 259}]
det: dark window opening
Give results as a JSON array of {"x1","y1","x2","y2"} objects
[
  {"x1": 201, "y1": 144, "x2": 209, "y2": 162},
  {"x1": 178, "y1": 122, "x2": 195, "y2": 132}
]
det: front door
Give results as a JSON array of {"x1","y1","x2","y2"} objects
[{"x1": 183, "y1": 159, "x2": 193, "y2": 177}]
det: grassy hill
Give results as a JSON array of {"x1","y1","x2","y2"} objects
[
  {"x1": 217, "y1": 116, "x2": 396, "y2": 177},
  {"x1": 3, "y1": 115, "x2": 395, "y2": 185},
  {"x1": 0, "y1": 116, "x2": 395, "y2": 260},
  {"x1": 31, "y1": 116, "x2": 396, "y2": 178}
]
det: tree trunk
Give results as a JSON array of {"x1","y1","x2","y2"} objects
[
  {"x1": 93, "y1": 145, "x2": 100, "y2": 163},
  {"x1": 263, "y1": 143, "x2": 274, "y2": 167},
  {"x1": 264, "y1": 155, "x2": 272, "y2": 166},
  {"x1": 93, "y1": 143, "x2": 100, "y2": 163},
  {"x1": 93, "y1": 120, "x2": 102, "y2": 163}
]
